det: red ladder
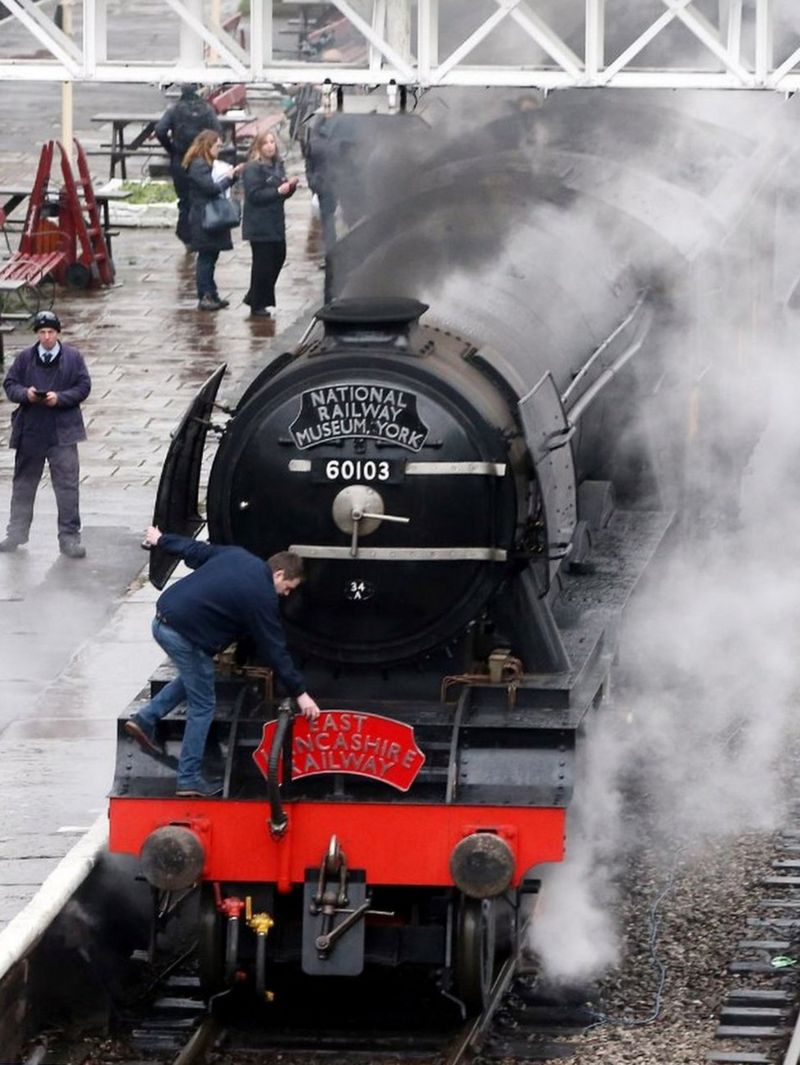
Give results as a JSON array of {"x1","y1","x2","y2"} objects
[
  {"x1": 57, "y1": 139, "x2": 114, "y2": 286},
  {"x1": 19, "y1": 141, "x2": 68, "y2": 268},
  {"x1": 2, "y1": 141, "x2": 68, "y2": 292}
]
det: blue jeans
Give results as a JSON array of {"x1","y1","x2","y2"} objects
[{"x1": 138, "y1": 617, "x2": 216, "y2": 786}]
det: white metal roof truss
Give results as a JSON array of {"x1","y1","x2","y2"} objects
[{"x1": 0, "y1": 0, "x2": 799, "y2": 91}]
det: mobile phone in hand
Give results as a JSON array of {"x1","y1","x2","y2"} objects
[{"x1": 33, "y1": 390, "x2": 48, "y2": 398}]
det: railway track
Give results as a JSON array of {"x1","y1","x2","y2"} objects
[
  {"x1": 709, "y1": 801, "x2": 800, "y2": 1065},
  {"x1": 28, "y1": 816, "x2": 796, "y2": 1065},
  {"x1": 114, "y1": 948, "x2": 598, "y2": 1065}
]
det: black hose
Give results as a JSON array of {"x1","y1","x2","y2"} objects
[{"x1": 267, "y1": 700, "x2": 293, "y2": 835}]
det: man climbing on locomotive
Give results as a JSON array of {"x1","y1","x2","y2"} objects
[{"x1": 125, "y1": 526, "x2": 320, "y2": 797}]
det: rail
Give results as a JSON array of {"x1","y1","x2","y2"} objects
[
  {"x1": 783, "y1": 1012, "x2": 800, "y2": 1065},
  {"x1": 444, "y1": 953, "x2": 519, "y2": 1065},
  {"x1": 171, "y1": 1014, "x2": 223, "y2": 1065}
]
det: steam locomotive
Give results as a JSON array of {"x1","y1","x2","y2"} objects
[{"x1": 108, "y1": 92, "x2": 779, "y2": 1008}]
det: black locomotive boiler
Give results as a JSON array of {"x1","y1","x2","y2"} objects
[{"x1": 109, "y1": 92, "x2": 779, "y2": 1009}]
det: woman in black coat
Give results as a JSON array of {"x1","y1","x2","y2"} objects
[
  {"x1": 241, "y1": 132, "x2": 298, "y2": 318},
  {"x1": 183, "y1": 130, "x2": 243, "y2": 311}
]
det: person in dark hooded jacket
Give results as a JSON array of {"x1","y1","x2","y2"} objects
[
  {"x1": 241, "y1": 131, "x2": 298, "y2": 317},
  {"x1": 154, "y1": 83, "x2": 221, "y2": 248},
  {"x1": 183, "y1": 130, "x2": 244, "y2": 311},
  {"x1": 0, "y1": 310, "x2": 91, "y2": 558}
]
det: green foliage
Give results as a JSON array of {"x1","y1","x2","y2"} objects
[
  {"x1": 120, "y1": 180, "x2": 177, "y2": 204},
  {"x1": 238, "y1": 0, "x2": 250, "y2": 14}
]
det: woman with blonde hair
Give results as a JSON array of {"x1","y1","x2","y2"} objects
[
  {"x1": 241, "y1": 130, "x2": 298, "y2": 318},
  {"x1": 184, "y1": 130, "x2": 244, "y2": 311}
]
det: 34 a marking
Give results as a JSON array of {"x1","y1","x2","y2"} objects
[{"x1": 346, "y1": 579, "x2": 374, "y2": 601}]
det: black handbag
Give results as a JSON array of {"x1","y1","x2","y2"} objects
[{"x1": 202, "y1": 196, "x2": 241, "y2": 232}]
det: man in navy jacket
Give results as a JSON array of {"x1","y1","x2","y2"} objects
[
  {"x1": 126, "y1": 526, "x2": 320, "y2": 797},
  {"x1": 0, "y1": 310, "x2": 91, "y2": 558}
]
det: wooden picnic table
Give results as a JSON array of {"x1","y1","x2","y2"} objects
[
  {"x1": 0, "y1": 186, "x2": 33, "y2": 217},
  {"x1": 90, "y1": 111, "x2": 257, "y2": 179},
  {"x1": 0, "y1": 183, "x2": 130, "y2": 257}
]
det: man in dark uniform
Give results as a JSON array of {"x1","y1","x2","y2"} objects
[
  {"x1": 0, "y1": 310, "x2": 91, "y2": 558},
  {"x1": 125, "y1": 526, "x2": 321, "y2": 797},
  {"x1": 154, "y1": 84, "x2": 222, "y2": 248}
]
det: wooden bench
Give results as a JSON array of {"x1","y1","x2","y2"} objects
[
  {"x1": 209, "y1": 83, "x2": 247, "y2": 114},
  {"x1": 0, "y1": 250, "x2": 66, "y2": 292},
  {"x1": 308, "y1": 16, "x2": 366, "y2": 64},
  {"x1": 0, "y1": 250, "x2": 65, "y2": 318},
  {"x1": 234, "y1": 112, "x2": 285, "y2": 143}
]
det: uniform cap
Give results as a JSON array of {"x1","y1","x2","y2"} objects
[{"x1": 33, "y1": 310, "x2": 61, "y2": 332}]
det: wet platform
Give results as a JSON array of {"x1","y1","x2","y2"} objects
[{"x1": 0, "y1": 138, "x2": 325, "y2": 940}]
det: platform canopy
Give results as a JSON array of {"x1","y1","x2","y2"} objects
[{"x1": 2, "y1": 0, "x2": 800, "y2": 91}]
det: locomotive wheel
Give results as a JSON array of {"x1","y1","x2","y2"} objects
[
  {"x1": 197, "y1": 884, "x2": 225, "y2": 998},
  {"x1": 454, "y1": 896, "x2": 497, "y2": 1013}
]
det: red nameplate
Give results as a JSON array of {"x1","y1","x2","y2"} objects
[{"x1": 253, "y1": 710, "x2": 426, "y2": 793}]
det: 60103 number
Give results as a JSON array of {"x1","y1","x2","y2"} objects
[{"x1": 325, "y1": 459, "x2": 391, "y2": 482}]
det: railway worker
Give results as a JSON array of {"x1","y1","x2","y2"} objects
[
  {"x1": 0, "y1": 310, "x2": 91, "y2": 559},
  {"x1": 154, "y1": 83, "x2": 222, "y2": 249},
  {"x1": 125, "y1": 526, "x2": 321, "y2": 798},
  {"x1": 241, "y1": 130, "x2": 298, "y2": 318}
]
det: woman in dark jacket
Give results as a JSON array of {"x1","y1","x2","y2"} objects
[
  {"x1": 242, "y1": 132, "x2": 298, "y2": 318},
  {"x1": 183, "y1": 130, "x2": 243, "y2": 311}
]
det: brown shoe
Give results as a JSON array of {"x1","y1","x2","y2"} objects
[{"x1": 124, "y1": 715, "x2": 164, "y2": 756}]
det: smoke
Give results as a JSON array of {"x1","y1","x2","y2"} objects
[
  {"x1": 526, "y1": 714, "x2": 629, "y2": 986},
  {"x1": 361, "y1": 86, "x2": 800, "y2": 984},
  {"x1": 28, "y1": 853, "x2": 153, "y2": 1027},
  {"x1": 526, "y1": 92, "x2": 800, "y2": 985},
  {"x1": 318, "y1": 78, "x2": 800, "y2": 986},
  {"x1": 530, "y1": 393, "x2": 800, "y2": 984}
]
